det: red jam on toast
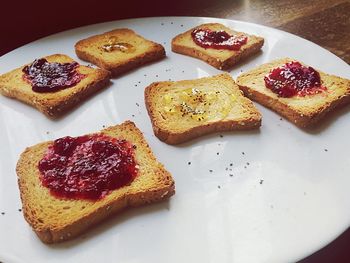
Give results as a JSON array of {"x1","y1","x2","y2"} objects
[
  {"x1": 22, "y1": 58, "x2": 85, "y2": 93},
  {"x1": 38, "y1": 134, "x2": 138, "y2": 200},
  {"x1": 191, "y1": 28, "x2": 248, "y2": 50},
  {"x1": 264, "y1": 61, "x2": 326, "y2": 98}
]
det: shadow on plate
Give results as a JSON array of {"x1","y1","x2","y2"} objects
[
  {"x1": 175, "y1": 128, "x2": 261, "y2": 148},
  {"x1": 47, "y1": 199, "x2": 171, "y2": 249},
  {"x1": 303, "y1": 103, "x2": 350, "y2": 135},
  {"x1": 103, "y1": 55, "x2": 170, "y2": 80},
  {"x1": 225, "y1": 50, "x2": 264, "y2": 74}
]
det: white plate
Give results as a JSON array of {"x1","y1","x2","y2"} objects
[{"x1": 0, "y1": 17, "x2": 349, "y2": 263}]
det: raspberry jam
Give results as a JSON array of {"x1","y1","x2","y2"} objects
[
  {"x1": 264, "y1": 61, "x2": 326, "y2": 98},
  {"x1": 38, "y1": 134, "x2": 138, "y2": 200},
  {"x1": 22, "y1": 58, "x2": 85, "y2": 93},
  {"x1": 191, "y1": 28, "x2": 248, "y2": 50}
]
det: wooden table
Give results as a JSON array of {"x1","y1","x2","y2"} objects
[{"x1": 1, "y1": 0, "x2": 349, "y2": 262}]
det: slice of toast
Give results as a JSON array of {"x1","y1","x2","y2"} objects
[
  {"x1": 236, "y1": 58, "x2": 350, "y2": 128},
  {"x1": 171, "y1": 23, "x2": 264, "y2": 70},
  {"x1": 75, "y1": 28, "x2": 166, "y2": 77},
  {"x1": 145, "y1": 73, "x2": 262, "y2": 144},
  {"x1": 0, "y1": 54, "x2": 110, "y2": 118},
  {"x1": 16, "y1": 121, "x2": 175, "y2": 243}
]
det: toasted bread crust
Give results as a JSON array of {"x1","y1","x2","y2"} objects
[
  {"x1": 75, "y1": 28, "x2": 166, "y2": 77},
  {"x1": 148, "y1": 115, "x2": 261, "y2": 145},
  {"x1": 239, "y1": 84, "x2": 350, "y2": 127},
  {"x1": 0, "y1": 54, "x2": 111, "y2": 118},
  {"x1": 237, "y1": 58, "x2": 350, "y2": 128},
  {"x1": 145, "y1": 73, "x2": 262, "y2": 144},
  {"x1": 171, "y1": 23, "x2": 264, "y2": 70},
  {"x1": 16, "y1": 121, "x2": 175, "y2": 243}
]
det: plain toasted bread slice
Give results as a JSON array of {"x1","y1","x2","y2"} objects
[
  {"x1": 0, "y1": 54, "x2": 110, "y2": 118},
  {"x1": 75, "y1": 28, "x2": 166, "y2": 77},
  {"x1": 145, "y1": 73, "x2": 262, "y2": 144},
  {"x1": 16, "y1": 121, "x2": 175, "y2": 244},
  {"x1": 171, "y1": 23, "x2": 264, "y2": 70},
  {"x1": 236, "y1": 58, "x2": 350, "y2": 128}
]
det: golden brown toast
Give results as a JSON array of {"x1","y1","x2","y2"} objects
[
  {"x1": 236, "y1": 58, "x2": 350, "y2": 128},
  {"x1": 75, "y1": 28, "x2": 166, "y2": 77},
  {"x1": 145, "y1": 73, "x2": 262, "y2": 144},
  {"x1": 16, "y1": 121, "x2": 175, "y2": 243},
  {"x1": 0, "y1": 54, "x2": 110, "y2": 118},
  {"x1": 171, "y1": 23, "x2": 264, "y2": 70}
]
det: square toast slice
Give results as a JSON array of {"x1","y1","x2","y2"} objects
[
  {"x1": 145, "y1": 73, "x2": 262, "y2": 144},
  {"x1": 0, "y1": 54, "x2": 110, "y2": 118},
  {"x1": 75, "y1": 28, "x2": 166, "y2": 76},
  {"x1": 16, "y1": 121, "x2": 175, "y2": 243},
  {"x1": 171, "y1": 23, "x2": 264, "y2": 70},
  {"x1": 236, "y1": 58, "x2": 350, "y2": 128}
]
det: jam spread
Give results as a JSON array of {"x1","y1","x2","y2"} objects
[
  {"x1": 191, "y1": 28, "x2": 248, "y2": 50},
  {"x1": 264, "y1": 61, "x2": 326, "y2": 98},
  {"x1": 101, "y1": 36, "x2": 135, "y2": 53},
  {"x1": 22, "y1": 58, "x2": 85, "y2": 93},
  {"x1": 38, "y1": 134, "x2": 138, "y2": 200}
]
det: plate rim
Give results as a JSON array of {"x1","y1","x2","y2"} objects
[{"x1": 0, "y1": 16, "x2": 349, "y2": 263}]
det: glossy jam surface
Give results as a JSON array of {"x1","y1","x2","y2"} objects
[
  {"x1": 264, "y1": 61, "x2": 326, "y2": 98},
  {"x1": 22, "y1": 58, "x2": 85, "y2": 93},
  {"x1": 191, "y1": 28, "x2": 248, "y2": 50},
  {"x1": 162, "y1": 88, "x2": 238, "y2": 122},
  {"x1": 38, "y1": 134, "x2": 138, "y2": 200}
]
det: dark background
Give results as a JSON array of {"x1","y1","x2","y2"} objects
[
  {"x1": 1, "y1": 0, "x2": 350, "y2": 262},
  {"x1": 1, "y1": 0, "x2": 349, "y2": 63}
]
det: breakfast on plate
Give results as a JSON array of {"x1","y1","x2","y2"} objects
[
  {"x1": 145, "y1": 73, "x2": 262, "y2": 144},
  {"x1": 0, "y1": 54, "x2": 110, "y2": 118},
  {"x1": 171, "y1": 23, "x2": 264, "y2": 70},
  {"x1": 75, "y1": 28, "x2": 166, "y2": 77},
  {"x1": 236, "y1": 58, "x2": 350, "y2": 127},
  {"x1": 16, "y1": 121, "x2": 175, "y2": 243},
  {"x1": 0, "y1": 19, "x2": 348, "y2": 248}
]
